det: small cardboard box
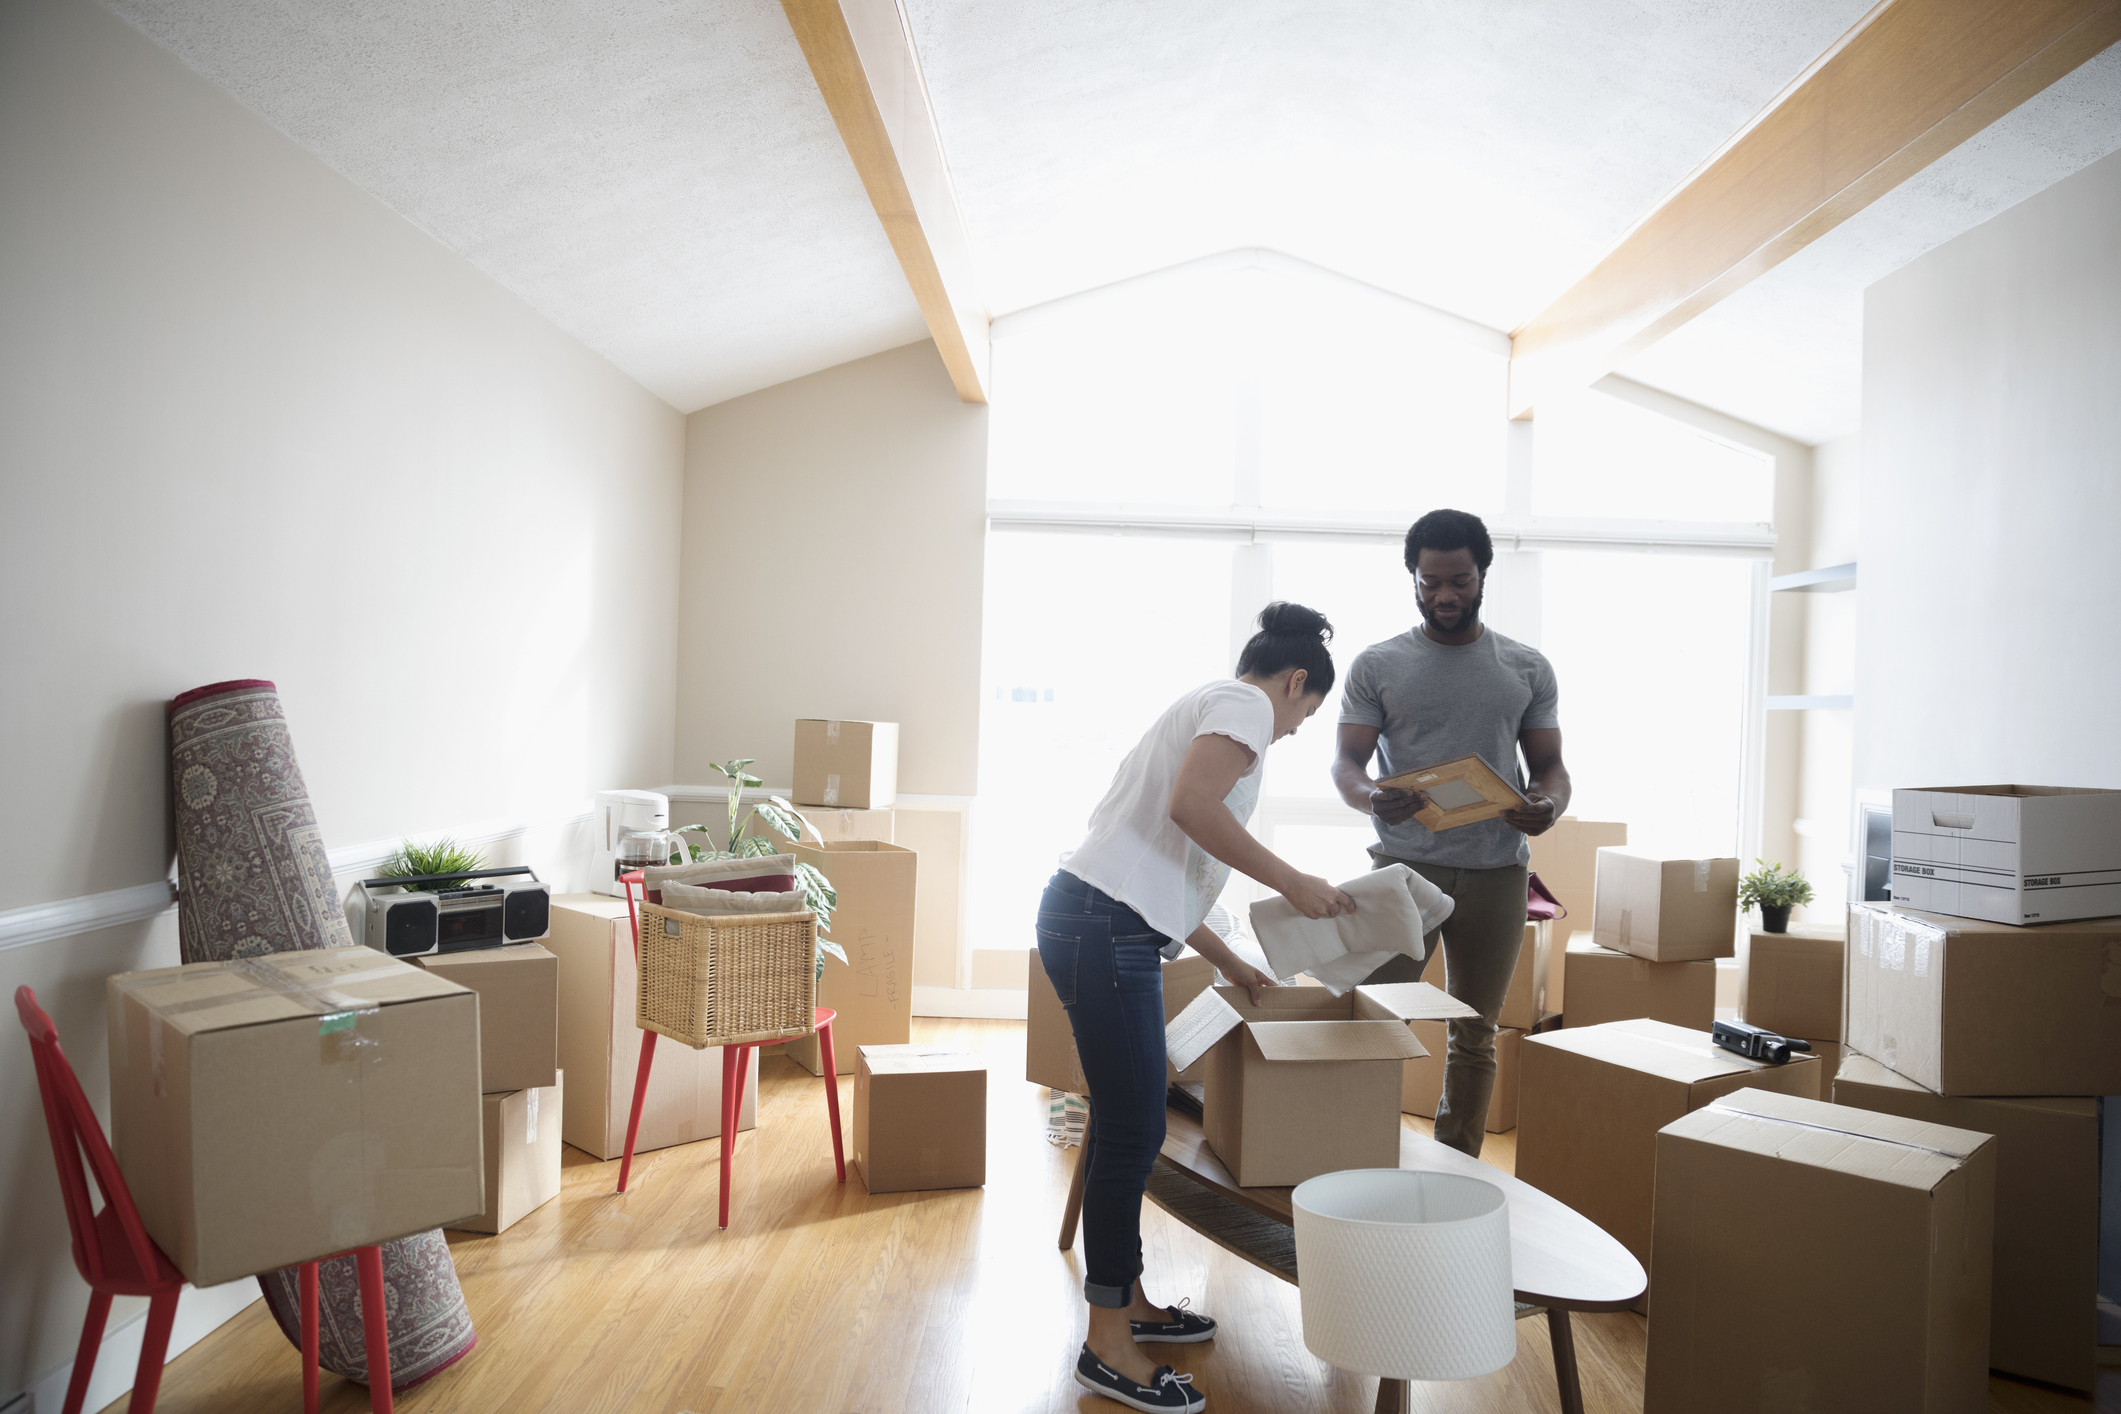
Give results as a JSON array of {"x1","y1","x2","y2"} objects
[
  {"x1": 852, "y1": 1044, "x2": 986, "y2": 1193},
  {"x1": 1561, "y1": 937, "x2": 1714, "y2": 1030},
  {"x1": 1592, "y1": 849, "x2": 1739, "y2": 962},
  {"x1": 547, "y1": 896, "x2": 756, "y2": 1159},
  {"x1": 1027, "y1": 952, "x2": 1219, "y2": 1094},
  {"x1": 450, "y1": 1072, "x2": 564, "y2": 1236},
  {"x1": 1516, "y1": 1019, "x2": 1819, "y2": 1283},
  {"x1": 1845, "y1": 903, "x2": 2121, "y2": 1095},
  {"x1": 1401, "y1": 1022, "x2": 1523, "y2": 1132},
  {"x1": 1835, "y1": 1050, "x2": 2102, "y2": 1391},
  {"x1": 1497, "y1": 920, "x2": 1550, "y2": 1030},
  {"x1": 1795, "y1": 1039, "x2": 1842, "y2": 1097},
  {"x1": 1528, "y1": 818, "x2": 1629, "y2": 1010},
  {"x1": 1891, "y1": 784, "x2": 2121, "y2": 925},
  {"x1": 783, "y1": 841, "x2": 916, "y2": 1075},
  {"x1": 793, "y1": 719, "x2": 899, "y2": 809},
  {"x1": 1645, "y1": 1088, "x2": 1996, "y2": 1414},
  {"x1": 415, "y1": 943, "x2": 559, "y2": 1092},
  {"x1": 1166, "y1": 985, "x2": 1431, "y2": 1187},
  {"x1": 1738, "y1": 924, "x2": 1843, "y2": 1041},
  {"x1": 107, "y1": 947, "x2": 484, "y2": 1286}
]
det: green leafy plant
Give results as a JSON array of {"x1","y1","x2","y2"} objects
[
  {"x1": 677, "y1": 758, "x2": 846, "y2": 977},
  {"x1": 375, "y1": 837, "x2": 486, "y2": 891},
  {"x1": 1738, "y1": 859, "x2": 1815, "y2": 911}
]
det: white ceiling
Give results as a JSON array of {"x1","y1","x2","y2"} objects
[{"x1": 105, "y1": 0, "x2": 2121, "y2": 439}]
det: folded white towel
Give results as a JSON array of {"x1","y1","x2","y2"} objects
[{"x1": 1247, "y1": 864, "x2": 1456, "y2": 994}]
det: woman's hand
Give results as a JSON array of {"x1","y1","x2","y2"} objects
[
  {"x1": 1218, "y1": 959, "x2": 1279, "y2": 1007},
  {"x1": 1279, "y1": 871, "x2": 1356, "y2": 919}
]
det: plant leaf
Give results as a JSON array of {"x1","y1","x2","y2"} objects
[
  {"x1": 817, "y1": 940, "x2": 848, "y2": 967},
  {"x1": 768, "y1": 797, "x2": 823, "y2": 843}
]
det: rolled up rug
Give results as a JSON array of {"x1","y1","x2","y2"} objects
[{"x1": 168, "y1": 679, "x2": 476, "y2": 1389}]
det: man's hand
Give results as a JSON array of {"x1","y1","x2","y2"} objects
[
  {"x1": 1217, "y1": 959, "x2": 1279, "y2": 1007},
  {"x1": 1370, "y1": 784, "x2": 1425, "y2": 826},
  {"x1": 1280, "y1": 872, "x2": 1356, "y2": 919},
  {"x1": 1501, "y1": 791, "x2": 1559, "y2": 836}
]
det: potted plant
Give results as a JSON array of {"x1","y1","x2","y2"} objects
[
  {"x1": 375, "y1": 837, "x2": 485, "y2": 890},
  {"x1": 677, "y1": 758, "x2": 846, "y2": 979},
  {"x1": 1738, "y1": 860, "x2": 1814, "y2": 934}
]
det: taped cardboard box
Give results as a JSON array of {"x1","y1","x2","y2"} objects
[
  {"x1": 853, "y1": 1044, "x2": 986, "y2": 1193},
  {"x1": 1026, "y1": 952, "x2": 1219, "y2": 1094},
  {"x1": 1645, "y1": 1088, "x2": 1995, "y2": 1414},
  {"x1": 1891, "y1": 784, "x2": 2121, "y2": 925},
  {"x1": 1497, "y1": 920, "x2": 1550, "y2": 1030},
  {"x1": 415, "y1": 942, "x2": 559, "y2": 1092},
  {"x1": 1592, "y1": 848, "x2": 1739, "y2": 962},
  {"x1": 793, "y1": 718, "x2": 899, "y2": 809},
  {"x1": 1845, "y1": 903, "x2": 2121, "y2": 1095},
  {"x1": 1528, "y1": 818, "x2": 1628, "y2": 1010},
  {"x1": 1738, "y1": 923, "x2": 1842, "y2": 1041},
  {"x1": 1795, "y1": 1039, "x2": 1841, "y2": 1098},
  {"x1": 450, "y1": 1071, "x2": 564, "y2": 1236},
  {"x1": 1516, "y1": 1019, "x2": 1819, "y2": 1291},
  {"x1": 1401, "y1": 1022, "x2": 1523, "y2": 1132},
  {"x1": 1561, "y1": 937, "x2": 1714, "y2": 1030},
  {"x1": 106, "y1": 947, "x2": 484, "y2": 1287},
  {"x1": 547, "y1": 896, "x2": 756, "y2": 1159},
  {"x1": 1835, "y1": 1050, "x2": 2101, "y2": 1391},
  {"x1": 783, "y1": 841, "x2": 915, "y2": 1075},
  {"x1": 1167, "y1": 984, "x2": 1433, "y2": 1187}
]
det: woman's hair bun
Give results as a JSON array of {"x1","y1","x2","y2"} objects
[{"x1": 1256, "y1": 601, "x2": 1332, "y2": 643}]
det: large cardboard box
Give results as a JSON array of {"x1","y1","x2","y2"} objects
[
  {"x1": 1739, "y1": 923, "x2": 1843, "y2": 1040},
  {"x1": 1401, "y1": 1021, "x2": 1523, "y2": 1132},
  {"x1": 107, "y1": 947, "x2": 483, "y2": 1286},
  {"x1": 1561, "y1": 937, "x2": 1714, "y2": 1030},
  {"x1": 1846, "y1": 903, "x2": 2121, "y2": 1095},
  {"x1": 1026, "y1": 952, "x2": 1219, "y2": 1093},
  {"x1": 1592, "y1": 849, "x2": 1739, "y2": 962},
  {"x1": 450, "y1": 1072, "x2": 564, "y2": 1236},
  {"x1": 1497, "y1": 920, "x2": 1550, "y2": 1030},
  {"x1": 783, "y1": 841, "x2": 916, "y2": 1075},
  {"x1": 1835, "y1": 1050, "x2": 2102, "y2": 1390},
  {"x1": 415, "y1": 942, "x2": 559, "y2": 1092},
  {"x1": 1645, "y1": 1087, "x2": 1995, "y2": 1414},
  {"x1": 547, "y1": 896, "x2": 755, "y2": 1159},
  {"x1": 1528, "y1": 818, "x2": 1628, "y2": 1010},
  {"x1": 1891, "y1": 784, "x2": 2121, "y2": 925},
  {"x1": 1516, "y1": 1019, "x2": 1819, "y2": 1283},
  {"x1": 1166, "y1": 984, "x2": 1430, "y2": 1187},
  {"x1": 852, "y1": 1044, "x2": 986, "y2": 1193},
  {"x1": 793, "y1": 718, "x2": 899, "y2": 808}
]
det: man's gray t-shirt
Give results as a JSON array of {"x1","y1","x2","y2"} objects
[{"x1": 1339, "y1": 626, "x2": 1560, "y2": 869}]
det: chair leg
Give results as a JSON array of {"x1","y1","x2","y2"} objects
[
  {"x1": 61, "y1": 1289, "x2": 113, "y2": 1414},
  {"x1": 355, "y1": 1245, "x2": 393, "y2": 1414},
  {"x1": 718, "y1": 1046, "x2": 741, "y2": 1229},
  {"x1": 817, "y1": 1019, "x2": 846, "y2": 1182},
  {"x1": 124, "y1": 1288, "x2": 179, "y2": 1414},
  {"x1": 301, "y1": 1261, "x2": 320, "y2": 1414},
  {"x1": 617, "y1": 1027, "x2": 659, "y2": 1193}
]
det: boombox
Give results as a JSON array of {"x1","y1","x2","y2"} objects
[{"x1": 357, "y1": 866, "x2": 552, "y2": 959}]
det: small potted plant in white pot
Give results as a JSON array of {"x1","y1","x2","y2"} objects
[{"x1": 1738, "y1": 860, "x2": 1814, "y2": 934}]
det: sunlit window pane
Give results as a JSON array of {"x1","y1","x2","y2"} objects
[{"x1": 1536, "y1": 389, "x2": 1771, "y2": 523}]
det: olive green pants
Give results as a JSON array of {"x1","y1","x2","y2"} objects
[{"x1": 1360, "y1": 856, "x2": 1529, "y2": 1158}]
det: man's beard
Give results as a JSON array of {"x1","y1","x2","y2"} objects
[{"x1": 1418, "y1": 586, "x2": 1483, "y2": 633}]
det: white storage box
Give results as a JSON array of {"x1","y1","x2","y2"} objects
[{"x1": 1891, "y1": 785, "x2": 2121, "y2": 925}]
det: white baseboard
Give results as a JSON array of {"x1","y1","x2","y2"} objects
[
  {"x1": 913, "y1": 985, "x2": 1027, "y2": 1020},
  {"x1": 28, "y1": 1281, "x2": 260, "y2": 1414}
]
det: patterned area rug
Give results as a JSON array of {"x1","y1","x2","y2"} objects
[{"x1": 168, "y1": 679, "x2": 475, "y2": 1389}]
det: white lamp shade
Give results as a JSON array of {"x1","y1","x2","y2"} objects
[{"x1": 1292, "y1": 1169, "x2": 1516, "y2": 1382}]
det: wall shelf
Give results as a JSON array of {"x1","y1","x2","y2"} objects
[
  {"x1": 1766, "y1": 695, "x2": 1854, "y2": 711},
  {"x1": 1769, "y1": 562, "x2": 1856, "y2": 593}
]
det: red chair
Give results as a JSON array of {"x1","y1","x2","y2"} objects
[
  {"x1": 15, "y1": 985, "x2": 396, "y2": 1414},
  {"x1": 613, "y1": 872, "x2": 846, "y2": 1226}
]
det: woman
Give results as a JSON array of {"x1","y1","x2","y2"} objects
[{"x1": 1040, "y1": 602, "x2": 1356, "y2": 1413}]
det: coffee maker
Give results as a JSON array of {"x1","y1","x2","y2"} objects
[{"x1": 593, "y1": 789, "x2": 672, "y2": 896}]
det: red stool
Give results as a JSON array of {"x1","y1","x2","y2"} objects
[
  {"x1": 15, "y1": 986, "x2": 394, "y2": 1414},
  {"x1": 613, "y1": 872, "x2": 846, "y2": 1225}
]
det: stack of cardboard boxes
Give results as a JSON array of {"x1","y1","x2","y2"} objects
[
  {"x1": 1527, "y1": 817, "x2": 1627, "y2": 1011},
  {"x1": 1737, "y1": 920, "x2": 1842, "y2": 1091},
  {"x1": 1561, "y1": 849, "x2": 1736, "y2": 1030}
]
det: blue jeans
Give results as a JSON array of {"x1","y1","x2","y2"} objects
[{"x1": 1036, "y1": 869, "x2": 1171, "y2": 1309}]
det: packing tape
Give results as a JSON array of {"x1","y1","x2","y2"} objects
[
  {"x1": 826, "y1": 720, "x2": 842, "y2": 744},
  {"x1": 525, "y1": 1088, "x2": 540, "y2": 1145},
  {"x1": 1694, "y1": 860, "x2": 1710, "y2": 892},
  {"x1": 113, "y1": 955, "x2": 390, "y2": 1039},
  {"x1": 824, "y1": 773, "x2": 841, "y2": 806},
  {"x1": 1705, "y1": 1097, "x2": 1972, "y2": 1161}
]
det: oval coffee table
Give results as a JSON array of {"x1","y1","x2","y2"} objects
[{"x1": 1059, "y1": 1103, "x2": 1645, "y2": 1414}]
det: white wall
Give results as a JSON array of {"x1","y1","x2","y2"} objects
[
  {"x1": 1856, "y1": 148, "x2": 2121, "y2": 795},
  {"x1": 676, "y1": 340, "x2": 988, "y2": 797},
  {"x1": 0, "y1": 0, "x2": 683, "y2": 1400},
  {"x1": 1794, "y1": 432, "x2": 1859, "y2": 920}
]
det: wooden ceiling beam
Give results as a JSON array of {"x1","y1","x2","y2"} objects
[
  {"x1": 1507, "y1": 0, "x2": 2121, "y2": 419},
  {"x1": 782, "y1": 0, "x2": 990, "y2": 403}
]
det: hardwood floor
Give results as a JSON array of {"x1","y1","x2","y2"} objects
[{"x1": 116, "y1": 1018, "x2": 2116, "y2": 1413}]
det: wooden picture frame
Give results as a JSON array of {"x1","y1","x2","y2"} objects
[{"x1": 1379, "y1": 755, "x2": 1528, "y2": 832}]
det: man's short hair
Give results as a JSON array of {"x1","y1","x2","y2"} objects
[{"x1": 1403, "y1": 508, "x2": 1494, "y2": 575}]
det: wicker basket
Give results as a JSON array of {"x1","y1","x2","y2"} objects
[{"x1": 636, "y1": 901, "x2": 818, "y2": 1050}]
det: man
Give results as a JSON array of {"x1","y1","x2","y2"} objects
[{"x1": 1331, "y1": 507, "x2": 1570, "y2": 1156}]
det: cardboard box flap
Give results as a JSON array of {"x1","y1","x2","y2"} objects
[
  {"x1": 111, "y1": 947, "x2": 463, "y2": 1037},
  {"x1": 1665, "y1": 1088, "x2": 1990, "y2": 1192},
  {"x1": 859, "y1": 1044, "x2": 986, "y2": 1076},
  {"x1": 1533, "y1": 1017, "x2": 1792, "y2": 1085},
  {"x1": 419, "y1": 942, "x2": 555, "y2": 973},
  {"x1": 1167, "y1": 987, "x2": 1248, "y2": 1073},
  {"x1": 1352, "y1": 981, "x2": 1481, "y2": 1022},
  {"x1": 1248, "y1": 1018, "x2": 1428, "y2": 1062}
]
